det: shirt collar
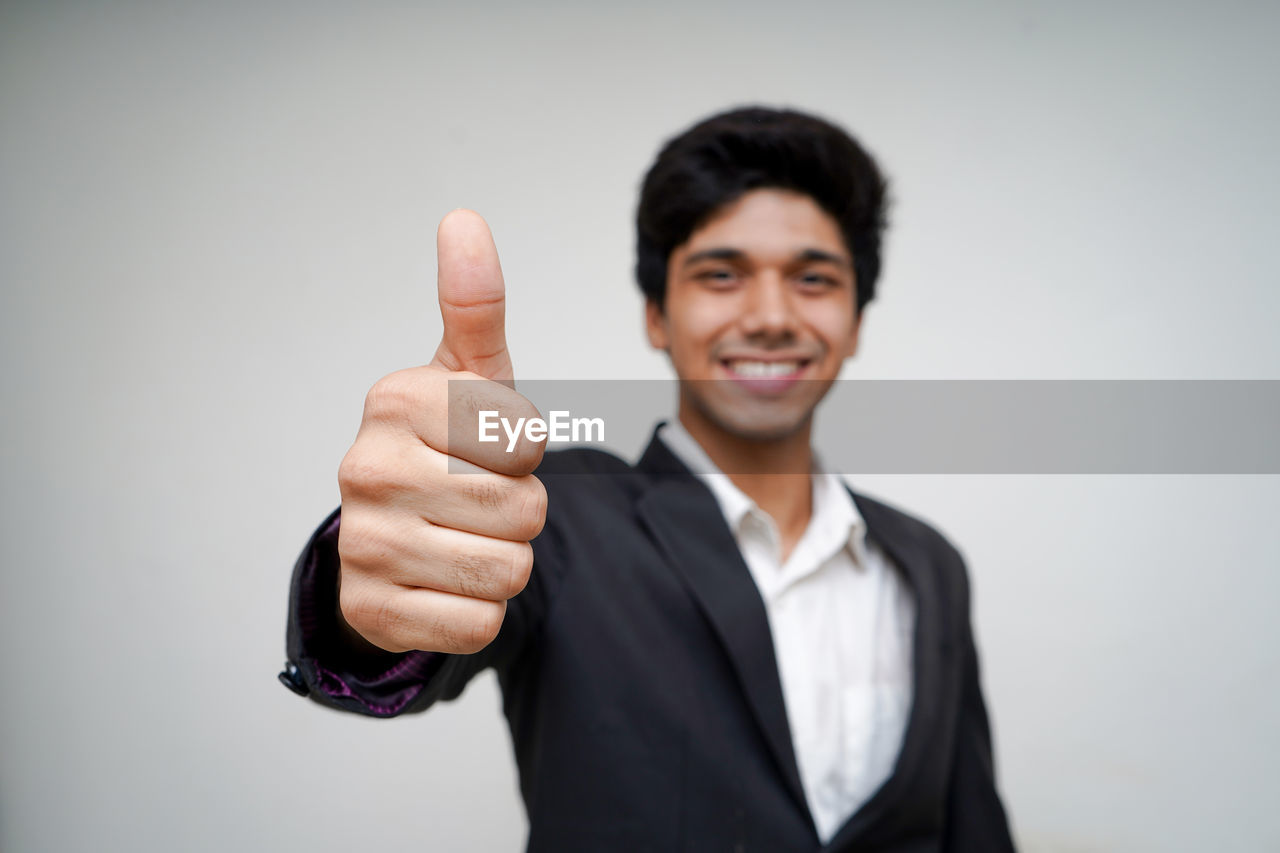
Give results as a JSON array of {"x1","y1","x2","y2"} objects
[
  {"x1": 656, "y1": 420, "x2": 870, "y2": 567},
  {"x1": 657, "y1": 419, "x2": 755, "y2": 532}
]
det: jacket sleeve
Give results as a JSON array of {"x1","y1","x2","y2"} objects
[
  {"x1": 278, "y1": 507, "x2": 543, "y2": 717},
  {"x1": 278, "y1": 451, "x2": 591, "y2": 718},
  {"x1": 942, "y1": 565, "x2": 1018, "y2": 851}
]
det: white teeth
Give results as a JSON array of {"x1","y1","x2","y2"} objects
[{"x1": 727, "y1": 360, "x2": 800, "y2": 378}]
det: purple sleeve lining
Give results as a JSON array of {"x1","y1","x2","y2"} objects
[
  {"x1": 313, "y1": 663, "x2": 426, "y2": 716},
  {"x1": 295, "y1": 510, "x2": 442, "y2": 716}
]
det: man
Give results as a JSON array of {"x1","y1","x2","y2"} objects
[{"x1": 280, "y1": 106, "x2": 1016, "y2": 851}]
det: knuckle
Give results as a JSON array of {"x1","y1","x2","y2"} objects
[
  {"x1": 510, "y1": 436, "x2": 546, "y2": 475},
  {"x1": 340, "y1": 442, "x2": 418, "y2": 502},
  {"x1": 337, "y1": 579, "x2": 361, "y2": 625},
  {"x1": 506, "y1": 542, "x2": 534, "y2": 598},
  {"x1": 335, "y1": 517, "x2": 376, "y2": 565},
  {"x1": 336, "y1": 516, "x2": 401, "y2": 573},
  {"x1": 513, "y1": 477, "x2": 548, "y2": 540},
  {"x1": 510, "y1": 400, "x2": 548, "y2": 473},
  {"x1": 460, "y1": 602, "x2": 505, "y2": 654},
  {"x1": 370, "y1": 594, "x2": 415, "y2": 647},
  {"x1": 364, "y1": 370, "x2": 416, "y2": 421},
  {"x1": 340, "y1": 582, "x2": 390, "y2": 640},
  {"x1": 336, "y1": 448, "x2": 365, "y2": 492},
  {"x1": 338, "y1": 447, "x2": 392, "y2": 497}
]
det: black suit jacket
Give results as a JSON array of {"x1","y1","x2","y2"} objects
[{"x1": 283, "y1": 428, "x2": 1016, "y2": 852}]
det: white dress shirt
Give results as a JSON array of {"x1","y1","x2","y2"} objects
[{"x1": 658, "y1": 421, "x2": 916, "y2": 843}]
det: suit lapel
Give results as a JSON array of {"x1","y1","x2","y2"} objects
[
  {"x1": 631, "y1": 428, "x2": 955, "y2": 848},
  {"x1": 633, "y1": 430, "x2": 811, "y2": 821},
  {"x1": 824, "y1": 491, "x2": 951, "y2": 849}
]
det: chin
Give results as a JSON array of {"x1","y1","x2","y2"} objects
[{"x1": 699, "y1": 400, "x2": 813, "y2": 444}]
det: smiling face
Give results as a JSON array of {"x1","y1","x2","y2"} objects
[{"x1": 646, "y1": 187, "x2": 862, "y2": 446}]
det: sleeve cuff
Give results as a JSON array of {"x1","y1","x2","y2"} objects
[{"x1": 284, "y1": 508, "x2": 444, "y2": 716}]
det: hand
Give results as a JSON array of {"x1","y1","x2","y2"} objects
[{"x1": 335, "y1": 210, "x2": 547, "y2": 654}]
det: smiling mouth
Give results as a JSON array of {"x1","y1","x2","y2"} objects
[
  {"x1": 721, "y1": 358, "x2": 810, "y2": 380},
  {"x1": 727, "y1": 356, "x2": 803, "y2": 376}
]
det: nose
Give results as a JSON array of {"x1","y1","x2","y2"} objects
[{"x1": 739, "y1": 272, "x2": 799, "y2": 341}]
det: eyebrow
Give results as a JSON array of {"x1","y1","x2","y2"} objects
[{"x1": 681, "y1": 247, "x2": 852, "y2": 269}]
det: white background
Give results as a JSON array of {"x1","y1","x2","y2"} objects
[{"x1": 2, "y1": 2, "x2": 1277, "y2": 851}]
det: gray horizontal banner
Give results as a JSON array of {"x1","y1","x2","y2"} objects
[{"x1": 446, "y1": 380, "x2": 1280, "y2": 474}]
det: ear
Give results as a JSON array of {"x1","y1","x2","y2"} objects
[
  {"x1": 645, "y1": 298, "x2": 670, "y2": 350},
  {"x1": 841, "y1": 309, "x2": 864, "y2": 359}
]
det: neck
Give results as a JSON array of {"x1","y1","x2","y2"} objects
[{"x1": 678, "y1": 408, "x2": 814, "y2": 560}]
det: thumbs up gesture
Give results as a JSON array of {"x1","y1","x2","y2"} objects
[{"x1": 336, "y1": 210, "x2": 548, "y2": 655}]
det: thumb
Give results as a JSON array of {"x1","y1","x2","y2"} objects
[{"x1": 431, "y1": 209, "x2": 514, "y2": 383}]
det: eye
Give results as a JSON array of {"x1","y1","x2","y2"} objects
[
  {"x1": 694, "y1": 269, "x2": 740, "y2": 289},
  {"x1": 795, "y1": 271, "x2": 840, "y2": 291}
]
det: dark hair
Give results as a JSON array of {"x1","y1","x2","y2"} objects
[{"x1": 635, "y1": 106, "x2": 889, "y2": 314}]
